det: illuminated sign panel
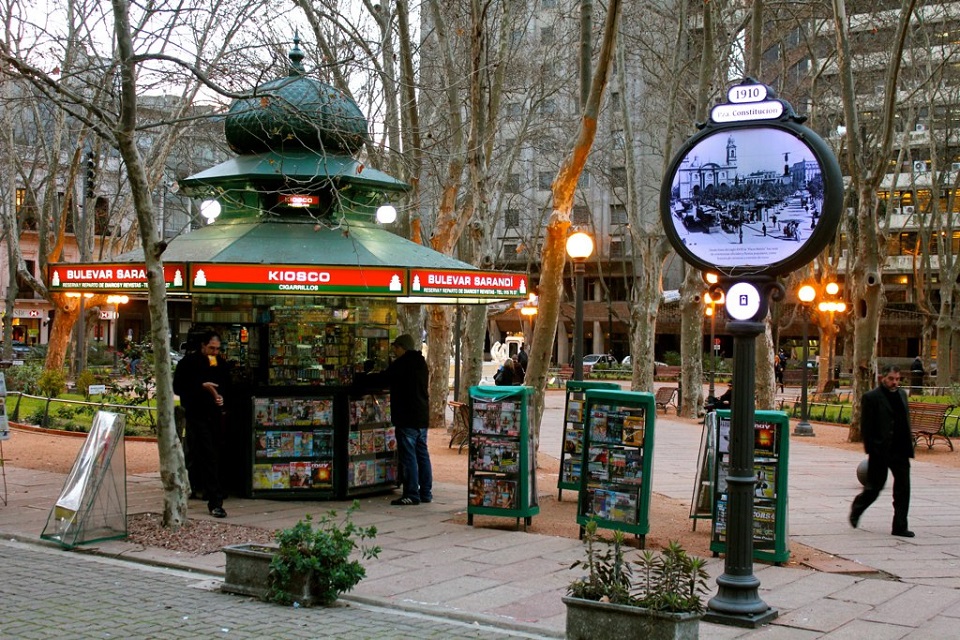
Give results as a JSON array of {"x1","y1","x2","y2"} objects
[
  {"x1": 279, "y1": 194, "x2": 320, "y2": 207},
  {"x1": 188, "y1": 264, "x2": 405, "y2": 295},
  {"x1": 408, "y1": 269, "x2": 526, "y2": 298},
  {"x1": 48, "y1": 264, "x2": 187, "y2": 291}
]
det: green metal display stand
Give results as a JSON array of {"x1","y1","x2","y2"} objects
[
  {"x1": 709, "y1": 410, "x2": 790, "y2": 564},
  {"x1": 576, "y1": 389, "x2": 656, "y2": 547},
  {"x1": 558, "y1": 381, "x2": 620, "y2": 500},
  {"x1": 467, "y1": 385, "x2": 539, "y2": 530}
]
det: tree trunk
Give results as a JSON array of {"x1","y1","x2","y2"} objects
[
  {"x1": 524, "y1": 0, "x2": 623, "y2": 444},
  {"x1": 755, "y1": 321, "x2": 776, "y2": 410},
  {"x1": 629, "y1": 236, "x2": 661, "y2": 392},
  {"x1": 678, "y1": 267, "x2": 704, "y2": 418},
  {"x1": 45, "y1": 295, "x2": 80, "y2": 371},
  {"x1": 426, "y1": 305, "x2": 452, "y2": 430}
]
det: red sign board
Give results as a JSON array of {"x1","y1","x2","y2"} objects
[
  {"x1": 48, "y1": 263, "x2": 187, "y2": 292},
  {"x1": 408, "y1": 269, "x2": 526, "y2": 298},
  {"x1": 187, "y1": 264, "x2": 405, "y2": 295},
  {"x1": 279, "y1": 194, "x2": 319, "y2": 207}
]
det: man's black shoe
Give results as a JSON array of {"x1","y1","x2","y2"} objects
[
  {"x1": 849, "y1": 509, "x2": 860, "y2": 528},
  {"x1": 892, "y1": 529, "x2": 915, "y2": 538},
  {"x1": 390, "y1": 496, "x2": 420, "y2": 506},
  {"x1": 210, "y1": 507, "x2": 227, "y2": 518}
]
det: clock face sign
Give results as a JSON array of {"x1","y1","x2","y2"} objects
[{"x1": 660, "y1": 91, "x2": 842, "y2": 278}]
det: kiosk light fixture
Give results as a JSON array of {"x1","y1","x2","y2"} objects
[
  {"x1": 376, "y1": 203, "x2": 397, "y2": 224},
  {"x1": 200, "y1": 199, "x2": 221, "y2": 224}
]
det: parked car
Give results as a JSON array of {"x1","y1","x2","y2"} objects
[
  {"x1": 1, "y1": 340, "x2": 32, "y2": 357},
  {"x1": 622, "y1": 355, "x2": 667, "y2": 369},
  {"x1": 582, "y1": 354, "x2": 617, "y2": 372}
]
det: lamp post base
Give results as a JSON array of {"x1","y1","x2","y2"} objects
[{"x1": 793, "y1": 420, "x2": 815, "y2": 436}]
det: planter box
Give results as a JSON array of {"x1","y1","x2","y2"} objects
[
  {"x1": 222, "y1": 543, "x2": 322, "y2": 607},
  {"x1": 563, "y1": 596, "x2": 701, "y2": 640}
]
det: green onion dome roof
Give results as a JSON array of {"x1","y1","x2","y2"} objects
[{"x1": 224, "y1": 37, "x2": 370, "y2": 156}]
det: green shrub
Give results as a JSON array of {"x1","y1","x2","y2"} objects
[
  {"x1": 6, "y1": 362, "x2": 43, "y2": 394},
  {"x1": 76, "y1": 370, "x2": 97, "y2": 400},
  {"x1": 38, "y1": 369, "x2": 67, "y2": 398},
  {"x1": 663, "y1": 351, "x2": 681, "y2": 366}
]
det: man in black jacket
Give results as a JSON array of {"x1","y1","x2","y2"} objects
[
  {"x1": 850, "y1": 364, "x2": 915, "y2": 537},
  {"x1": 173, "y1": 330, "x2": 231, "y2": 518},
  {"x1": 362, "y1": 334, "x2": 432, "y2": 506}
]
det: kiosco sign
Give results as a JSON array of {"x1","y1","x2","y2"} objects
[
  {"x1": 188, "y1": 264, "x2": 405, "y2": 295},
  {"x1": 660, "y1": 79, "x2": 842, "y2": 277}
]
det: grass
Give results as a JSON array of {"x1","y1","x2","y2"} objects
[{"x1": 10, "y1": 392, "x2": 161, "y2": 437}]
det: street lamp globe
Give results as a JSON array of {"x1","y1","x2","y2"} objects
[
  {"x1": 566, "y1": 231, "x2": 594, "y2": 260},
  {"x1": 798, "y1": 284, "x2": 816, "y2": 304},
  {"x1": 825, "y1": 281, "x2": 840, "y2": 296}
]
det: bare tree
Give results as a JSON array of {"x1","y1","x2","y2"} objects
[{"x1": 0, "y1": 0, "x2": 272, "y2": 527}]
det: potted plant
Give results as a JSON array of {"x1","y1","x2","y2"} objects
[
  {"x1": 563, "y1": 520, "x2": 709, "y2": 640},
  {"x1": 222, "y1": 500, "x2": 380, "y2": 606}
]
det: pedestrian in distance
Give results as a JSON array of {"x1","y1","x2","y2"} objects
[
  {"x1": 358, "y1": 333, "x2": 433, "y2": 506},
  {"x1": 173, "y1": 330, "x2": 230, "y2": 518},
  {"x1": 849, "y1": 364, "x2": 915, "y2": 537},
  {"x1": 910, "y1": 356, "x2": 924, "y2": 392},
  {"x1": 494, "y1": 358, "x2": 516, "y2": 386}
]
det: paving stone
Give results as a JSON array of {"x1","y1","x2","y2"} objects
[
  {"x1": 861, "y1": 583, "x2": 960, "y2": 627},
  {"x1": 775, "y1": 597, "x2": 873, "y2": 632}
]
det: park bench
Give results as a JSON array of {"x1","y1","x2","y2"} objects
[
  {"x1": 655, "y1": 386, "x2": 678, "y2": 414},
  {"x1": 909, "y1": 401, "x2": 955, "y2": 451},
  {"x1": 448, "y1": 401, "x2": 469, "y2": 453}
]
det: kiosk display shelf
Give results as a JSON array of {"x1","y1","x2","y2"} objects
[
  {"x1": 558, "y1": 381, "x2": 621, "y2": 499},
  {"x1": 346, "y1": 392, "x2": 398, "y2": 495},
  {"x1": 709, "y1": 409, "x2": 790, "y2": 564},
  {"x1": 576, "y1": 389, "x2": 656, "y2": 547},
  {"x1": 251, "y1": 395, "x2": 338, "y2": 498},
  {"x1": 467, "y1": 385, "x2": 538, "y2": 530}
]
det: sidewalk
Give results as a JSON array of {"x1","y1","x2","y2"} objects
[{"x1": 4, "y1": 394, "x2": 960, "y2": 637}]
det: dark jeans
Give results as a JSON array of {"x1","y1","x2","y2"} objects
[
  {"x1": 397, "y1": 427, "x2": 433, "y2": 502},
  {"x1": 851, "y1": 454, "x2": 911, "y2": 532},
  {"x1": 186, "y1": 411, "x2": 224, "y2": 511}
]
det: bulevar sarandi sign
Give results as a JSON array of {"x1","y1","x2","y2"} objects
[
  {"x1": 408, "y1": 269, "x2": 527, "y2": 298},
  {"x1": 49, "y1": 264, "x2": 188, "y2": 291},
  {"x1": 46, "y1": 263, "x2": 530, "y2": 299}
]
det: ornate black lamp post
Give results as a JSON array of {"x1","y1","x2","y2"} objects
[
  {"x1": 566, "y1": 231, "x2": 594, "y2": 381},
  {"x1": 794, "y1": 284, "x2": 816, "y2": 436}
]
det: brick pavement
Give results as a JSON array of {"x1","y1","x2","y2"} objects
[{"x1": 4, "y1": 385, "x2": 960, "y2": 638}]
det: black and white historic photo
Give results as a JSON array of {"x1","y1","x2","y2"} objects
[{"x1": 667, "y1": 127, "x2": 824, "y2": 268}]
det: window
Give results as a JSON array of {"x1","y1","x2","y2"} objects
[
  {"x1": 611, "y1": 166, "x2": 627, "y2": 188},
  {"x1": 505, "y1": 173, "x2": 521, "y2": 194},
  {"x1": 505, "y1": 209, "x2": 520, "y2": 227},
  {"x1": 612, "y1": 129, "x2": 625, "y2": 150},
  {"x1": 573, "y1": 206, "x2": 590, "y2": 224},
  {"x1": 542, "y1": 0, "x2": 557, "y2": 7},
  {"x1": 578, "y1": 171, "x2": 590, "y2": 188},
  {"x1": 505, "y1": 102, "x2": 522, "y2": 118},
  {"x1": 510, "y1": 30, "x2": 524, "y2": 46},
  {"x1": 502, "y1": 241, "x2": 520, "y2": 259},
  {"x1": 15, "y1": 188, "x2": 26, "y2": 212},
  {"x1": 610, "y1": 204, "x2": 627, "y2": 225},
  {"x1": 17, "y1": 259, "x2": 37, "y2": 298},
  {"x1": 540, "y1": 99, "x2": 557, "y2": 116},
  {"x1": 609, "y1": 240, "x2": 625, "y2": 258},
  {"x1": 538, "y1": 171, "x2": 553, "y2": 191},
  {"x1": 541, "y1": 26, "x2": 555, "y2": 45}
]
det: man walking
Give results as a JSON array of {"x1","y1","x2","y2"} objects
[
  {"x1": 361, "y1": 334, "x2": 433, "y2": 506},
  {"x1": 850, "y1": 364, "x2": 915, "y2": 537}
]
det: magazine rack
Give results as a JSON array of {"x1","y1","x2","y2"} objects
[
  {"x1": 467, "y1": 385, "x2": 539, "y2": 530},
  {"x1": 709, "y1": 409, "x2": 790, "y2": 564},
  {"x1": 576, "y1": 389, "x2": 656, "y2": 547},
  {"x1": 250, "y1": 391, "x2": 397, "y2": 499},
  {"x1": 557, "y1": 381, "x2": 620, "y2": 500}
]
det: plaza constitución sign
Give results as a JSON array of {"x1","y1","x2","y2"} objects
[{"x1": 660, "y1": 80, "x2": 843, "y2": 278}]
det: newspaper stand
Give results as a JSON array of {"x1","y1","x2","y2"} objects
[
  {"x1": 576, "y1": 389, "x2": 656, "y2": 547},
  {"x1": 709, "y1": 409, "x2": 790, "y2": 564},
  {"x1": 557, "y1": 380, "x2": 620, "y2": 500},
  {"x1": 467, "y1": 385, "x2": 539, "y2": 530}
]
